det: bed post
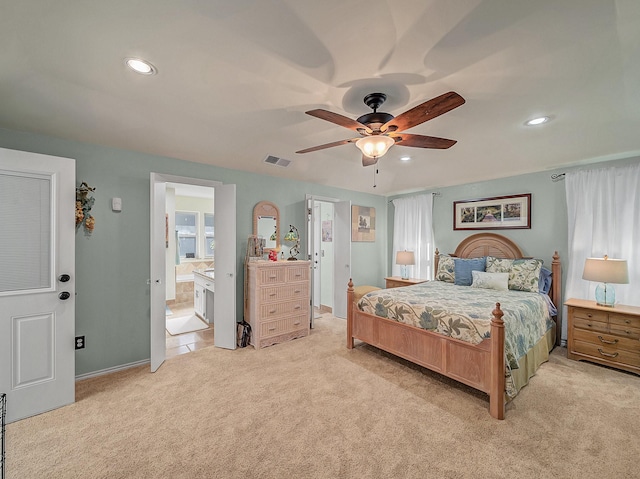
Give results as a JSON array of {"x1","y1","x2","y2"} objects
[
  {"x1": 347, "y1": 278, "x2": 354, "y2": 349},
  {"x1": 551, "y1": 251, "x2": 561, "y2": 346},
  {"x1": 434, "y1": 248, "x2": 440, "y2": 277},
  {"x1": 489, "y1": 302, "x2": 505, "y2": 420}
]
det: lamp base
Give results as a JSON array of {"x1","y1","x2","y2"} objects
[{"x1": 595, "y1": 283, "x2": 615, "y2": 307}]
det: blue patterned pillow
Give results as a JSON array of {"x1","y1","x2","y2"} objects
[{"x1": 454, "y1": 257, "x2": 486, "y2": 286}]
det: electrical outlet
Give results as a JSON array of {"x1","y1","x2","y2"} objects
[{"x1": 75, "y1": 336, "x2": 85, "y2": 350}]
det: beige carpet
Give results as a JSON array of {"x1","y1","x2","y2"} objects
[{"x1": 6, "y1": 314, "x2": 640, "y2": 479}]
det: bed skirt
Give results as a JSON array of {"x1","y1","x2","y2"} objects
[{"x1": 508, "y1": 323, "x2": 556, "y2": 401}]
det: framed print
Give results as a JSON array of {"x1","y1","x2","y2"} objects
[
  {"x1": 322, "y1": 220, "x2": 333, "y2": 242},
  {"x1": 351, "y1": 205, "x2": 375, "y2": 241},
  {"x1": 453, "y1": 194, "x2": 531, "y2": 230}
]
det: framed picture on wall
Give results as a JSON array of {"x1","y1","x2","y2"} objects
[
  {"x1": 322, "y1": 220, "x2": 333, "y2": 242},
  {"x1": 453, "y1": 194, "x2": 531, "y2": 230},
  {"x1": 352, "y1": 205, "x2": 375, "y2": 241}
]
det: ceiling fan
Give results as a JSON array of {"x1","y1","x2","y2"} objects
[{"x1": 296, "y1": 91, "x2": 465, "y2": 166}]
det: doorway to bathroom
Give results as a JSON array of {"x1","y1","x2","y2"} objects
[
  {"x1": 150, "y1": 173, "x2": 236, "y2": 372},
  {"x1": 164, "y1": 183, "x2": 216, "y2": 358}
]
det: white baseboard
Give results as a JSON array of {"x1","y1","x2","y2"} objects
[{"x1": 75, "y1": 359, "x2": 150, "y2": 381}]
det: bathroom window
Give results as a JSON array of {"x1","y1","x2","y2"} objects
[
  {"x1": 176, "y1": 211, "x2": 198, "y2": 258},
  {"x1": 204, "y1": 213, "x2": 214, "y2": 258}
]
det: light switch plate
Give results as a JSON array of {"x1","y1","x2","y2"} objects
[{"x1": 112, "y1": 197, "x2": 122, "y2": 211}]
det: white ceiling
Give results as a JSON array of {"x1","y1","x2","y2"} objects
[{"x1": 2, "y1": 1, "x2": 640, "y2": 195}]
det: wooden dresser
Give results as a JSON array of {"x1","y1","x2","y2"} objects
[
  {"x1": 245, "y1": 260, "x2": 311, "y2": 349},
  {"x1": 565, "y1": 298, "x2": 640, "y2": 374},
  {"x1": 384, "y1": 277, "x2": 428, "y2": 289}
]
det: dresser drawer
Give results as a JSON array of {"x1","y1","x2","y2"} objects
[
  {"x1": 386, "y1": 279, "x2": 407, "y2": 289},
  {"x1": 572, "y1": 307, "x2": 608, "y2": 324},
  {"x1": 573, "y1": 328, "x2": 640, "y2": 352},
  {"x1": 573, "y1": 340, "x2": 640, "y2": 368},
  {"x1": 609, "y1": 313, "x2": 640, "y2": 329},
  {"x1": 259, "y1": 283, "x2": 309, "y2": 302},
  {"x1": 256, "y1": 267, "x2": 286, "y2": 285},
  {"x1": 572, "y1": 317, "x2": 608, "y2": 334},
  {"x1": 259, "y1": 298, "x2": 308, "y2": 320},
  {"x1": 259, "y1": 313, "x2": 308, "y2": 338},
  {"x1": 286, "y1": 265, "x2": 309, "y2": 282},
  {"x1": 609, "y1": 324, "x2": 640, "y2": 340}
]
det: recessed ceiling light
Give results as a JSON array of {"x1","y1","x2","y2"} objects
[
  {"x1": 525, "y1": 116, "x2": 550, "y2": 126},
  {"x1": 125, "y1": 58, "x2": 157, "y2": 75},
  {"x1": 400, "y1": 156, "x2": 411, "y2": 161}
]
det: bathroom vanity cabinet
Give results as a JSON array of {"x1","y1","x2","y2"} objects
[{"x1": 194, "y1": 270, "x2": 214, "y2": 323}]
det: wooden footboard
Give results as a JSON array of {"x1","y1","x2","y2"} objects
[{"x1": 347, "y1": 279, "x2": 506, "y2": 419}]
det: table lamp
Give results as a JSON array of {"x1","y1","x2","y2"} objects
[
  {"x1": 582, "y1": 255, "x2": 629, "y2": 307},
  {"x1": 396, "y1": 251, "x2": 415, "y2": 280},
  {"x1": 283, "y1": 225, "x2": 300, "y2": 261}
]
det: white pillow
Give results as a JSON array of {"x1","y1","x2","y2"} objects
[{"x1": 471, "y1": 271, "x2": 509, "y2": 291}]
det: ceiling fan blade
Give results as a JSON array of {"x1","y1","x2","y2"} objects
[
  {"x1": 305, "y1": 109, "x2": 372, "y2": 133},
  {"x1": 362, "y1": 155, "x2": 378, "y2": 167},
  {"x1": 295, "y1": 138, "x2": 358, "y2": 154},
  {"x1": 391, "y1": 133, "x2": 457, "y2": 149},
  {"x1": 381, "y1": 91, "x2": 465, "y2": 133}
]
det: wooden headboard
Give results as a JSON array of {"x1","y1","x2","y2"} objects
[{"x1": 434, "y1": 233, "x2": 562, "y2": 345}]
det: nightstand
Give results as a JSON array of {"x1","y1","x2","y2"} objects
[
  {"x1": 384, "y1": 277, "x2": 428, "y2": 289},
  {"x1": 565, "y1": 298, "x2": 640, "y2": 374}
]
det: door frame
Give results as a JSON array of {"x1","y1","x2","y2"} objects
[
  {"x1": 150, "y1": 173, "x2": 236, "y2": 372},
  {"x1": 305, "y1": 195, "x2": 351, "y2": 323}
]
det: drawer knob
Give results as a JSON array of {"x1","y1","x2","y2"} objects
[
  {"x1": 269, "y1": 275, "x2": 277, "y2": 279},
  {"x1": 294, "y1": 321, "x2": 301, "y2": 325},
  {"x1": 587, "y1": 314, "x2": 593, "y2": 318},
  {"x1": 625, "y1": 319, "x2": 631, "y2": 324},
  {"x1": 269, "y1": 293, "x2": 276, "y2": 296},
  {"x1": 294, "y1": 289, "x2": 301, "y2": 293},
  {"x1": 294, "y1": 305, "x2": 301, "y2": 310},
  {"x1": 598, "y1": 336, "x2": 618, "y2": 345},
  {"x1": 598, "y1": 348, "x2": 619, "y2": 359},
  {"x1": 269, "y1": 309, "x2": 276, "y2": 314},
  {"x1": 268, "y1": 327, "x2": 276, "y2": 331}
]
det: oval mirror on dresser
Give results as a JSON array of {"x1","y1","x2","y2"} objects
[{"x1": 253, "y1": 201, "x2": 280, "y2": 252}]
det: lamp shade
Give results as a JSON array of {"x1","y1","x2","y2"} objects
[
  {"x1": 356, "y1": 135, "x2": 395, "y2": 158},
  {"x1": 396, "y1": 251, "x2": 415, "y2": 266},
  {"x1": 582, "y1": 257, "x2": 629, "y2": 284}
]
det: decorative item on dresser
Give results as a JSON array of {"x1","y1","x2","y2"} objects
[
  {"x1": 245, "y1": 261, "x2": 311, "y2": 349},
  {"x1": 283, "y1": 225, "x2": 301, "y2": 260},
  {"x1": 384, "y1": 277, "x2": 427, "y2": 289},
  {"x1": 565, "y1": 298, "x2": 640, "y2": 374}
]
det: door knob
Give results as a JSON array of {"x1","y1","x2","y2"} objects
[
  {"x1": 59, "y1": 291, "x2": 71, "y2": 300},
  {"x1": 58, "y1": 274, "x2": 70, "y2": 282}
]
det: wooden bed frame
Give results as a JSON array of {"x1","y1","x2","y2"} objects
[{"x1": 346, "y1": 233, "x2": 561, "y2": 419}]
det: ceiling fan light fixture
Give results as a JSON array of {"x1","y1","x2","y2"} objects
[{"x1": 356, "y1": 135, "x2": 395, "y2": 158}]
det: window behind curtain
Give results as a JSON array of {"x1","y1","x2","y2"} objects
[
  {"x1": 391, "y1": 194, "x2": 435, "y2": 280},
  {"x1": 176, "y1": 211, "x2": 197, "y2": 258}
]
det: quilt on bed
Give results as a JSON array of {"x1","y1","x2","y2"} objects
[{"x1": 357, "y1": 281, "x2": 555, "y2": 398}]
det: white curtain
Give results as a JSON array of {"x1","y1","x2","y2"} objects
[
  {"x1": 391, "y1": 194, "x2": 434, "y2": 280},
  {"x1": 564, "y1": 162, "x2": 640, "y2": 336}
]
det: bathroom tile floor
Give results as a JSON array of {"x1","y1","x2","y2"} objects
[{"x1": 165, "y1": 303, "x2": 214, "y2": 359}]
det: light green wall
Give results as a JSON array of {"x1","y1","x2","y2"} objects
[{"x1": 0, "y1": 128, "x2": 387, "y2": 375}]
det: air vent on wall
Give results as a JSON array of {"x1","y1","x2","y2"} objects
[{"x1": 263, "y1": 155, "x2": 291, "y2": 168}]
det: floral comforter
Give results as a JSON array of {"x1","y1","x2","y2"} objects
[{"x1": 357, "y1": 281, "x2": 555, "y2": 398}]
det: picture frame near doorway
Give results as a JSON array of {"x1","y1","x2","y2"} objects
[{"x1": 351, "y1": 205, "x2": 375, "y2": 242}]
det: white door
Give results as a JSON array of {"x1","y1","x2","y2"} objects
[
  {"x1": 0, "y1": 147, "x2": 75, "y2": 423},
  {"x1": 213, "y1": 183, "x2": 236, "y2": 349},
  {"x1": 305, "y1": 197, "x2": 322, "y2": 329},
  {"x1": 149, "y1": 174, "x2": 166, "y2": 372},
  {"x1": 333, "y1": 201, "x2": 351, "y2": 319}
]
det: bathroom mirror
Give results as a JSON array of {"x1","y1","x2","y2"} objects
[{"x1": 253, "y1": 201, "x2": 280, "y2": 252}]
